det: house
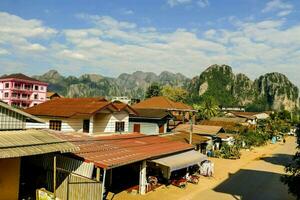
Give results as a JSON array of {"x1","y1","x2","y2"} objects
[
  {"x1": 0, "y1": 100, "x2": 45, "y2": 130},
  {"x1": 175, "y1": 124, "x2": 226, "y2": 151},
  {"x1": 199, "y1": 119, "x2": 241, "y2": 133},
  {"x1": 225, "y1": 112, "x2": 258, "y2": 125},
  {"x1": 230, "y1": 111, "x2": 270, "y2": 120},
  {"x1": 129, "y1": 108, "x2": 174, "y2": 135},
  {"x1": 46, "y1": 91, "x2": 62, "y2": 100},
  {"x1": 53, "y1": 132, "x2": 206, "y2": 198},
  {"x1": 24, "y1": 97, "x2": 137, "y2": 134},
  {"x1": 0, "y1": 73, "x2": 48, "y2": 108},
  {"x1": 131, "y1": 96, "x2": 196, "y2": 134},
  {"x1": 210, "y1": 116, "x2": 254, "y2": 127},
  {"x1": 0, "y1": 103, "x2": 78, "y2": 200}
]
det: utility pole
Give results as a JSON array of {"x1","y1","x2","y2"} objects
[{"x1": 189, "y1": 112, "x2": 193, "y2": 145}]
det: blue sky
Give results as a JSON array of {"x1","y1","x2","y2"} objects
[{"x1": 0, "y1": 0, "x2": 300, "y2": 87}]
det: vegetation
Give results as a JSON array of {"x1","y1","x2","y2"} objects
[
  {"x1": 193, "y1": 96, "x2": 219, "y2": 120},
  {"x1": 282, "y1": 124, "x2": 300, "y2": 199},
  {"x1": 161, "y1": 85, "x2": 188, "y2": 102},
  {"x1": 145, "y1": 82, "x2": 162, "y2": 98},
  {"x1": 214, "y1": 143, "x2": 241, "y2": 159}
]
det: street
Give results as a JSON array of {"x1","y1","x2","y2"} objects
[{"x1": 188, "y1": 137, "x2": 297, "y2": 200}]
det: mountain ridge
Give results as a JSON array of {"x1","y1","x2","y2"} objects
[{"x1": 23, "y1": 65, "x2": 299, "y2": 111}]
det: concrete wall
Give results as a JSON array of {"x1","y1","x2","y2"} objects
[
  {"x1": 29, "y1": 112, "x2": 129, "y2": 134},
  {"x1": 93, "y1": 112, "x2": 129, "y2": 133},
  {"x1": 0, "y1": 158, "x2": 20, "y2": 200}
]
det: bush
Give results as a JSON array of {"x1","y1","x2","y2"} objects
[
  {"x1": 217, "y1": 143, "x2": 241, "y2": 159},
  {"x1": 241, "y1": 130, "x2": 269, "y2": 148}
]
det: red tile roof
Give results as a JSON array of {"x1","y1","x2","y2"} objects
[
  {"x1": 53, "y1": 132, "x2": 194, "y2": 169},
  {"x1": 132, "y1": 96, "x2": 194, "y2": 111},
  {"x1": 24, "y1": 97, "x2": 117, "y2": 117},
  {"x1": 0, "y1": 73, "x2": 47, "y2": 84}
]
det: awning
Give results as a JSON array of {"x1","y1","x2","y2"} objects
[{"x1": 151, "y1": 150, "x2": 208, "y2": 172}]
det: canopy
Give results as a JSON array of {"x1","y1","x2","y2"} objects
[{"x1": 151, "y1": 150, "x2": 208, "y2": 172}]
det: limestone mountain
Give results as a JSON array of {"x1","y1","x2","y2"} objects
[
  {"x1": 30, "y1": 65, "x2": 299, "y2": 111},
  {"x1": 189, "y1": 64, "x2": 299, "y2": 111},
  {"x1": 34, "y1": 70, "x2": 190, "y2": 99}
]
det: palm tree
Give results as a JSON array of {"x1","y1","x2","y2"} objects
[{"x1": 193, "y1": 97, "x2": 219, "y2": 120}]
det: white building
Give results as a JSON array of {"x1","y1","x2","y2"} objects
[{"x1": 24, "y1": 97, "x2": 137, "y2": 134}]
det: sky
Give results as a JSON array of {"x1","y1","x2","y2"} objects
[{"x1": 0, "y1": 0, "x2": 300, "y2": 87}]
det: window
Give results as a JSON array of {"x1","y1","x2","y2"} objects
[
  {"x1": 35, "y1": 85, "x2": 38, "y2": 90},
  {"x1": 34, "y1": 94, "x2": 38, "y2": 99},
  {"x1": 4, "y1": 92, "x2": 9, "y2": 98},
  {"x1": 5, "y1": 83, "x2": 9, "y2": 88},
  {"x1": 115, "y1": 121, "x2": 125, "y2": 132},
  {"x1": 49, "y1": 120, "x2": 62, "y2": 131},
  {"x1": 40, "y1": 86, "x2": 44, "y2": 91}
]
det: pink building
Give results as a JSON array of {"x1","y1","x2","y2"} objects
[{"x1": 0, "y1": 73, "x2": 48, "y2": 108}]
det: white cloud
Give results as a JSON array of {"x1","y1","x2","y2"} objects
[
  {"x1": 1, "y1": 12, "x2": 300, "y2": 89},
  {"x1": 167, "y1": 0, "x2": 209, "y2": 8},
  {"x1": 197, "y1": 0, "x2": 209, "y2": 8},
  {"x1": 0, "y1": 49, "x2": 10, "y2": 55},
  {"x1": 262, "y1": 0, "x2": 293, "y2": 16},
  {"x1": 167, "y1": 0, "x2": 192, "y2": 7},
  {"x1": 121, "y1": 9, "x2": 134, "y2": 15}
]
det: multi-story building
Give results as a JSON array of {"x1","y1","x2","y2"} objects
[{"x1": 0, "y1": 73, "x2": 48, "y2": 108}]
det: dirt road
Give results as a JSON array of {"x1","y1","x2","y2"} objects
[
  {"x1": 110, "y1": 137, "x2": 297, "y2": 200},
  {"x1": 187, "y1": 137, "x2": 297, "y2": 200}
]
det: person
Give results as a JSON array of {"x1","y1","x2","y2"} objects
[{"x1": 283, "y1": 137, "x2": 286, "y2": 143}]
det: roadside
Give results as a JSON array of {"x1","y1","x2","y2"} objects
[{"x1": 108, "y1": 136, "x2": 297, "y2": 200}]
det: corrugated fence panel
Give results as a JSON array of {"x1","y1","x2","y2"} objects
[{"x1": 56, "y1": 172, "x2": 102, "y2": 200}]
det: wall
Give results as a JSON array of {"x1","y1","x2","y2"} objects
[
  {"x1": 128, "y1": 122, "x2": 159, "y2": 135},
  {"x1": 0, "y1": 158, "x2": 20, "y2": 200},
  {"x1": 93, "y1": 111, "x2": 129, "y2": 133},
  {"x1": 32, "y1": 111, "x2": 129, "y2": 134}
]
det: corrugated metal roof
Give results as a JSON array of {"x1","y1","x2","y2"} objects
[
  {"x1": 175, "y1": 124, "x2": 225, "y2": 136},
  {"x1": 0, "y1": 129, "x2": 79, "y2": 158},
  {"x1": 54, "y1": 132, "x2": 194, "y2": 169},
  {"x1": 162, "y1": 132, "x2": 210, "y2": 145},
  {"x1": 0, "y1": 101, "x2": 45, "y2": 123},
  {"x1": 151, "y1": 150, "x2": 207, "y2": 172}
]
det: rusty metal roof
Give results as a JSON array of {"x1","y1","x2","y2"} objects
[
  {"x1": 54, "y1": 132, "x2": 194, "y2": 169},
  {"x1": 175, "y1": 124, "x2": 225, "y2": 136},
  {"x1": 0, "y1": 129, "x2": 79, "y2": 158},
  {"x1": 162, "y1": 132, "x2": 210, "y2": 145}
]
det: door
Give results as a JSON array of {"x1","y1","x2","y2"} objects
[
  {"x1": 159, "y1": 124, "x2": 164, "y2": 133},
  {"x1": 83, "y1": 119, "x2": 90, "y2": 133},
  {"x1": 133, "y1": 124, "x2": 141, "y2": 133}
]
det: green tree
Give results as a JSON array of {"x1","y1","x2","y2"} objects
[
  {"x1": 193, "y1": 96, "x2": 219, "y2": 120},
  {"x1": 282, "y1": 124, "x2": 300, "y2": 199},
  {"x1": 161, "y1": 85, "x2": 188, "y2": 102},
  {"x1": 145, "y1": 82, "x2": 162, "y2": 98}
]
